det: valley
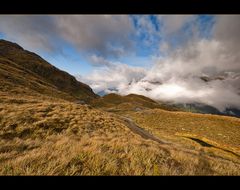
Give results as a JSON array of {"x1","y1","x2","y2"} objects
[{"x1": 0, "y1": 39, "x2": 240, "y2": 175}]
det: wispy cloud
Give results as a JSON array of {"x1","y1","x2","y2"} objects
[
  {"x1": 54, "y1": 15, "x2": 134, "y2": 58},
  {"x1": 1, "y1": 15, "x2": 240, "y2": 111},
  {"x1": 0, "y1": 16, "x2": 60, "y2": 52},
  {"x1": 79, "y1": 15, "x2": 240, "y2": 111},
  {"x1": 77, "y1": 58, "x2": 147, "y2": 94},
  {"x1": 0, "y1": 15, "x2": 134, "y2": 58}
]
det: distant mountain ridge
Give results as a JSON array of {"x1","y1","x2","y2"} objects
[
  {"x1": 1, "y1": 39, "x2": 239, "y2": 118},
  {"x1": 97, "y1": 74, "x2": 240, "y2": 117},
  {"x1": 91, "y1": 93, "x2": 180, "y2": 112},
  {"x1": 1, "y1": 39, "x2": 240, "y2": 175},
  {"x1": 173, "y1": 103, "x2": 240, "y2": 118}
]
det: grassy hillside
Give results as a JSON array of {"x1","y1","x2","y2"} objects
[
  {"x1": 128, "y1": 109, "x2": 240, "y2": 162},
  {"x1": 91, "y1": 93, "x2": 180, "y2": 113},
  {"x1": 1, "y1": 39, "x2": 240, "y2": 175},
  {"x1": 1, "y1": 95, "x2": 240, "y2": 175},
  {"x1": 0, "y1": 39, "x2": 98, "y2": 102}
]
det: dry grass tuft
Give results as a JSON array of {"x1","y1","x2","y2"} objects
[
  {"x1": 1, "y1": 95, "x2": 240, "y2": 175},
  {"x1": 1, "y1": 39, "x2": 240, "y2": 175}
]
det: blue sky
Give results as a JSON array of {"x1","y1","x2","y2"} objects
[
  {"x1": 1, "y1": 15, "x2": 240, "y2": 110},
  {"x1": 40, "y1": 45, "x2": 94, "y2": 76},
  {"x1": 0, "y1": 15, "x2": 215, "y2": 76}
]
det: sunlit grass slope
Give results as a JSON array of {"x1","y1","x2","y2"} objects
[
  {"x1": 1, "y1": 96, "x2": 240, "y2": 175},
  {"x1": 1, "y1": 39, "x2": 240, "y2": 175},
  {"x1": 91, "y1": 93, "x2": 179, "y2": 113}
]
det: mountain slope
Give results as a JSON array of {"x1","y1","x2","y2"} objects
[
  {"x1": 0, "y1": 39, "x2": 98, "y2": 102},
  {"x1": 1, "y1": 39, "x2": 240, "y2": 175},
  {"x1": 90, "y1": 93, "x2": 180, "y2": 113},
  {"x1": 174, "y1": 103, "x2": 240, "y2": 118}
]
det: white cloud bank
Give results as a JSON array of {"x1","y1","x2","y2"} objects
[
  {"x1": 79, "y1": 15, "x2": 240, "y2": 111},
  {"x1": 1, "y1": 15, "x2": 239, "y2": 111}
]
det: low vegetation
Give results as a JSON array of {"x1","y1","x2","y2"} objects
[
  {"x1": 1, "y1": 39, "x2": 240, "y2": 175},
  {"x1": 1, "y1": 95, "x2": 240, "y2": 175},
  {"x1": 91, "y1": 93, "x2": 179, "y2": 113}
]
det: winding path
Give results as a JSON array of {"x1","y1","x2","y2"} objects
[
  {"x1": 120, "y1": 116, "x2": 170, "y2": 144},
  {"x1": 120, "y1": 116, "x2": 240, "y2": 165}
]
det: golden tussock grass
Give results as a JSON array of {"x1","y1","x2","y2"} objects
[
  {"x1": 1, "y1": 39, "x2": 240, "y2": 175},
  {"x1": 1, "y1": 94, "x2": 240, "y2": 175},
  {"x1": 128, "y1": 108, "x2": 240, "y2": 164}
]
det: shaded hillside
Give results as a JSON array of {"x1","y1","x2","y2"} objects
[
  {"x1": 0, "y1": 39, "x2": 98, "y2": 102},
  {"x1": 174, "y1": 103, "x2": 240, "y2": 118}
]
